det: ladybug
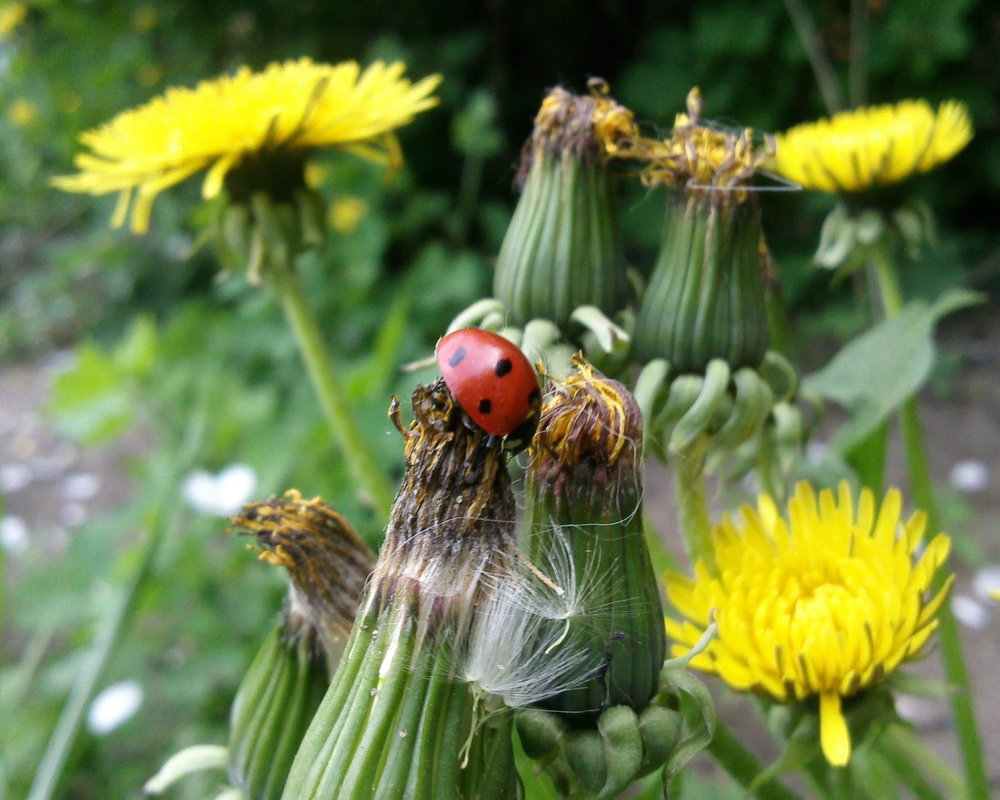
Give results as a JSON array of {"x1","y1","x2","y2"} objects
[{"x1": 435, "y1": 328, "x2": 541, "y2": 450}]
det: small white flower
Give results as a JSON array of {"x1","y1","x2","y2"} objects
[
  {"x1": 63, "y1": 471, "x2": 102, "y2": 501},
  {"x1": 0, "y1": 515, "x2": 30, "y2": 554},
  {"x1": 0, "y1": 463, "x2": 33, "y2": 493},
  {"x1": 951, "y1": 595, "x2": 990, "y2": 631},
  {"x1": 87, "y1": 680, "x2": 144, "y2": 735},
  {"x1": 182, "y1": 463, "x2": 257, "y2": 516},
  {"x1": 972, "y1": 565, "x2": 1000, "y2": 602},
  {"x1": 949, "y1": 459, "x2": 990, "y2": 494}
]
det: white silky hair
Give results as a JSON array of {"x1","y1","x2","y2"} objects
[{"x1": 461, "y1": 526, "x2": 618, "y2": 707}]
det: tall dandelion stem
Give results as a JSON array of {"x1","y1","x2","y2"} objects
[
  {"x1": 868, "y1": 247, "x2": 989, "y2": 800},
  {"x1": 270, "y1": 262, "x2": 395, "y2": 520}
]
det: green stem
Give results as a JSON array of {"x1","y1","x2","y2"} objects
[
  {"x1": 27, "y1": 410, "x2": 206, "y2": 800},
  {"x1": 869, "y1": 246, "x2": 990, "y2": 800},
  {"x1": 672, "y1": 435, "x2": 714, "y2": 569},
  {"x1": 781, "y1": 0, "x2": 845, "y2": 114},
  {"x1": 708, "y1": 723, "x2": 807, "y2": 800},
  {"x1": 270, "y1": 262, "x2": 395, "y2": 521},
  {"x1": 848, "y1": 0, "x2": 869, "y2": 107},
  {"x1": 28, "y1": 507, "x2": 184, "y2": 800},
  {"x1": 881, "y1": 723, "x2": 965, "y2": 800}
]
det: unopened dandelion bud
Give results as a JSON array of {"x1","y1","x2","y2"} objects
[
  {"x1": 225, "y1": 493, "x2": 375, "y2": 799},
  {"x1": 281, "y1": 380, "x2": 522, "y2": 800},
  {"x1": 632, "y1": 89, "x2": 770, "y2": 371},
  {"x1": 494, "y1": 81, "x2": 634, "y2": 327},
  {"x1": 226, "y1": 625, "x2": 328, "y2": 800},
  {"x1": 525, "y1": 358, "x2": 665, "y2": 718}
]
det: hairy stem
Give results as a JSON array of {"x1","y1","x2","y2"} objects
[{"x1": 271, "y1": 262, "x2": 396, "y2": 521}]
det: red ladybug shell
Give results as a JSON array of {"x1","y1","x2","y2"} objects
[{"x1": 435, "y1": 329, "x2": 541, "y2": 438}]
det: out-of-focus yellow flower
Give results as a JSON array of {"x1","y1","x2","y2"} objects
[
  {"x1": 665, "y1": 481, "x2": 953, "y2": 766},
  {"x1": 137, "y1": 64, "x2": 163, "y2": 89},
  {"x1": 328, "y1": 195, "x2": 367, "y2": 235},
  {"x1": 772, "y1": 99, "x2": 972, "y2": 194},
  {"x1": 0, "y1": 2, "x2": 27, "y2": 39},
  {"x1": 131, "y1": 5, "x2": 157, "y2": 32},
  {"x1": 7, "y1": 98, "x2": 38, "y2": 127},
  {"x1": 303, "y1": 162, "x2": 328, "y2": 189},
  {"x1": 52, "y1": 58, "x2": 440, "y2": 233}
]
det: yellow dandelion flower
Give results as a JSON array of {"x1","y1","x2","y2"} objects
[
  {"x1": 0, "y1": 2, "x2": 27, "y2": 39},
  {"x1": 665, "y1": 480, "x2": 953, "y2": 766},
  {"x1": 328, "y1": 195, "x2": 367, "y2": 235},
  {"x1": 772, "y1": 99, "x2": 972, "y2": 194},
  {"x1": 52, "y1": 58, "x2": 441, "y2": 233},
  {"x1": 7, "y1": 98, "x2": 38, "y2": 127}
]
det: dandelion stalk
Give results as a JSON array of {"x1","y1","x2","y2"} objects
[
  {"x1": 27, "y1": 520, "x2": 172, "y2": 800},
  {"x1": 707, "y1": 723, "x2": 806, "y2": 800},
  {"x1": 270, "y1": 261, "x2": 395, "y2": 520},
  {"x1": 881, "y1": 723, "x2": 966, "y2": 799},
  {"x1": 869, "y1": 245, "x2": 989, "y2": 800},
  {"x1": 28, "y1": 415, "x2": 205, "y2": 800},
  {"x1": 781, "y1": 0, "x2": 844, "y2": 114}
]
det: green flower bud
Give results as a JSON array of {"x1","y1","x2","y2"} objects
[
  {"x1": 226, "y1": 492, "x2": 376, "y2": 799},
  {"x1": 493, "y1": 81, "x2": 634, "y2": 327},
  {"x1": 227, "y1": 625, "x2": 328, "y2": 800},
  {"x1": 281, "y1": 381, "x2": 523, "y2": 800},
  {"x1": 631, "y1": 89, "x2": 771, "y2": 371},
  {"x1": 524, "y1": 359, "x2": 665, "y2": 718},
  {"x1": 211, "y1": 186, "x2": 327, "y2": 284}
]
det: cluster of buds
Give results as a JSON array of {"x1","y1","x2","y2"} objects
[{"x1": 262, "y1": 352, "x2": 710, "y2": 800}]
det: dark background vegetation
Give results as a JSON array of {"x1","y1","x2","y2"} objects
[{"x1": 1, "y1": 1, "x2": 997, "y2": 798}]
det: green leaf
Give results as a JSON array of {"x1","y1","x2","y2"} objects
[
  {"x1": 111, "y1": 315, "x2": 157, "y2": 376},
  {"x1": 49, "y1": 342, "x2": 133, "y2": 444},
  {"x1": 802, "y1": 289, "x2": 982, "y2": 453}
]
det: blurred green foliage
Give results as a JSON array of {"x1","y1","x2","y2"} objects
[{"x1": 1, "y1": 1, "x2": 997, "y2": 798}]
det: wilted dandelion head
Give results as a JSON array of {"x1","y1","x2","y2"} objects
[
  {"x1": 615, "y1": 88, "x2": 772, "y2": 199},
  {"x1": 229, "y1": 489, "x2": 375, "y2": 657},
  {"x1": 665, "y1": 481, "x2": 953, "y2": 766},
  {"x1": 518, "y1": 80, "x2": 639, "y2": 181}
]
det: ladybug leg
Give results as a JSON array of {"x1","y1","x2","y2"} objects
[{"x1": 388, "y1": 396, "x2": 407, "y2": 437}]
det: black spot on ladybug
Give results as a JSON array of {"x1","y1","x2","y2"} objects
[
  {"x1": 448, "y1": 346, "x2": 467, "y2": 368},
  {"x1": 529, "y1": 387, "x2": 541, "y2": 403},
  {"x1": 494, "y1": 358, "x2": 512, "y2": 377},
  {"x1": 478, "y1": 398, "x2": 492, "y2": 415}
]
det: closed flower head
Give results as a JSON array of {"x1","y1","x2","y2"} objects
[
  {"x1": 772, "y1": 99, "x2": 972, "y2": 194},
  {"x1": 525, "y1": 359, "x2": 665, "y2": 717},
  {"x1": 632, "y1": 89, "x2": 770, "y2": 369},
  {"x1": 493, "y1": 80, "x2": 630, "y2": 326},
  {"x1": 665, "y1": 481, "x2": 953, "y2": 766},
  {"x1": 52, "y1": 58, "x2": 440, "y2": 233}
]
